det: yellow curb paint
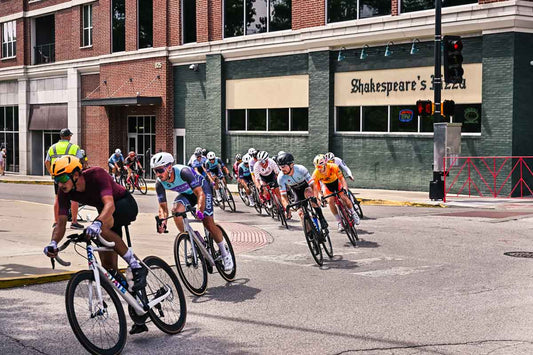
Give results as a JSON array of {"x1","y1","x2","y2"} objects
[
  {"x1": 0, "y1": 180, "x2": 53, "y2": 185},
  {"x1": 0, "y1": 271, "x2": 77, "y2": 289}
]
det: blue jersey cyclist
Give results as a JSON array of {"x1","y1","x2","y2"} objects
[
  {"x1": 151, "y1": 152, "x2": 234, "y2": 272},
  {"x1": 108, "y1": 149, "x2": 125, "y2": 176},
  {"x1": 237, "y1": 154, "x2": 255, "y2": 206},
  {"x1": 190, "y1": 152, "x2": 207, "y2": 177},
  {"x1": 204, "y1": 151, "x2": 230, "y2": 202},
  {"x1": 277, "y1": 152, "x2": 328, "y2": 230}
]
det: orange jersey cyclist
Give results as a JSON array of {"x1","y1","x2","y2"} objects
[
  {"x1": 151, "y1": 152, "x2": 234, "y2": 272},
  {"x1": 311, "y1": 154, "x2": 360, "y2": 232}
]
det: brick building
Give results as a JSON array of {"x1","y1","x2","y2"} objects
[{"x1": 0, "y1": 0, "x2": 531, "y2": 191}]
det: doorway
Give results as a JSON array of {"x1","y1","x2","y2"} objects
[{"x1": 127, "y1": 115, "x2": 155, "y2": 178}]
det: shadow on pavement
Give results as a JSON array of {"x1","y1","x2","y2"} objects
[
  {"x1": 319, "y1": 255, "x2": 359, "y2": 270},
  {"x1": 191, "y1": 278, "x2": 261, "y2": 304},
  {"x1": 0, "y1": 263, "x2": 68, "y2": 280}
]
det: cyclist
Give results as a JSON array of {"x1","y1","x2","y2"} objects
[
  {"x1": 232, "y1": 153, "x2": 242, "y2": 178},
  {"x1": 277, "y1": 153, "x2": 328, "y2": 229},
  {"x1": 201, "y1": 148, "x2": 208, "y2": 157},
  {"x1": 125, "y1": 151, "x2": 143, "y2": 183},
  {"x1": 191, "y1": 151, "x2": 207, "y2": 177},
  {"x1": 43, "y1": 156, "x2": 147, "y2": 313},
  {"x1": 79, "y1": 149, "x2": 89, "y2": 169},
  {"x1": 108, "y1": 149, "x2": 125, "y2": 178},
  {"x1": 248, "y1": 147, "x2": 258, "y2": 173},
  {"x1": 253, "y1": 151, "x2": 281, "y2": 203},
  {"x1": 151, "y1": 152, "x2": 234, "y2": 272},
  {"x1": 324, "y1": 152, "x2": 354, "y2": 189},
  {"x1": 204, "y1": 151, "x2": 228, "y2": 202},
  {"x1": 187, "y1": 147, "x2": 203, "y2": 166},
  {"x1": 312, "y1": 154, "x2": 360, "y2": 231},
  {"x1": 238, "y1": 154, "x2": 255, "y2": 207}
]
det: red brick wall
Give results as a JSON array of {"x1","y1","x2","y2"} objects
[
  {"x1": 0, "y1": 0, "x2": 23, "y2": 14},
  {"x1": 80, "y1": 74, "x2": 110, "y2": 170},
  {"x1": 197, "y1": 0, "x2": 209, "y2": 43},
  {"x1": 126, "y1": 0, "x2": 138, "y2": 51},
  {"x1": 292, "y1": 0, "x2": 325, "y2": 30},
  {"x1": 209, "y1": 0, "x2": 222, "y2": 41},
  {"x1": 392, "y1": 0, "x2": 399, "y2": 16},
  {"x1": 168, "y1": 0, "x2": 181, "y2": 46},
  {"x1": 28, "y1": 0, "x2": 70, "y2": 11},
  {"x1": 153, "y1": 0, "x2": 168, "y2": 47},
  {"x1": 55, "y1": 7, "x2": 72, "y2": 62}
]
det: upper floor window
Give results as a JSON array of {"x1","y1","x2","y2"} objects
[
  {"x1": 112, "y1": 0, "x2": 125, "y2": 52},
  {"x1": 183, "y1": 0, "x2": 197, "y2": 43},
  {"x1": 139, "y1": 0, "x2": 153, "y2": 48},
  {"x1": 401, "y1": 0, "x2": 476, "y2": 14},
  {"x1": 327, "y1": 0, "x2": 390, "y2": 23},
  {"x1": 1, "y1": 21, "x2": 16, "y2": 58},
  {"x1": 82, "y1": 5, "x2": 93, "y2": 47},
  {"x1": 224, "y1": 0, "x2": 291, "y2": 38}
]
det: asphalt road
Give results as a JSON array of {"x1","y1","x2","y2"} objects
[{"x1": 1, "y1": 184, "x2": 533, "y2": 354}]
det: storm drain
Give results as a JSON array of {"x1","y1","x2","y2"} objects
[{"x1": 504, "y1": 251, "x2": 533, "y2": 258}]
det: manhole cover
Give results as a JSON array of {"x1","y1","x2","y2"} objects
[{"x1": 504, "y1": 251, "x2": 533, "y2": 258}]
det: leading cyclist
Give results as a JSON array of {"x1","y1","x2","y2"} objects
[{"x1": 151, "y1": 152, "x2": 234, "y2": 272}]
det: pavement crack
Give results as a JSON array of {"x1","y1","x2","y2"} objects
[
  {"x1": 0, "y1": 331, "x2": 51, "y2": 355},
  {"x1": 333, "y1": 339, "x2": 533, "y2": 354}
]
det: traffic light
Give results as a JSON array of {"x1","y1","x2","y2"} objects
[
  {"x1": 442, "y1": 100, "x2": 455, "y2": 116},
  {"x1": 443, "y1": 35, "x2": 463, "y2": 84},
  {"x1": 416, "y1": 100, "x2": 433, "y2": 117}
]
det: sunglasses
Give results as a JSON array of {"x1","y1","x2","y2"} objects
[
  {"x1": 153, "y1": 167, "x2": 166, "y2": 174},
  {"x1": 279, "y1": 164, "x2": 289, "y2": 168},
  {"x1": 54, "y1": 174, "x2": 70, "y2": 184},
  {"x1": 315, "y1": 164, "x2": 325, "y2": 169}
]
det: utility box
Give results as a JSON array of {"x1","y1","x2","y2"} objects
[{"x1": 433, "y1": 122, "x2": 462, "y2": 173}]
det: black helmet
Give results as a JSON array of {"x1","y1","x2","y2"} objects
[
  {"x1": 60, "y1": 128, "x2": 72, "y2": 137},
  {"x1": 277, "y1": 152, "x2": 294, "y2": 166},
  {"x1": 201, "y1": 149, "x2": 208, "y2": 156}
]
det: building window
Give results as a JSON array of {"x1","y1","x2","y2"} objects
[
  {"x1": 1, "y1": 21, "x2": 16, "y2": 58},
  {"x1": 336, "y1": 104, "x2": 481, "y2": 134},
  {"x1": 224, "y1": 0, "x2": 291, "y2": 38},
  {"x1": 328, "y1": 0, "x2": 389, "y2": 23},
  {"x1": 227, "y1": 108, "x2": 308, "y2": 132},
  {"x1": 183, "y1": 0, "x2": 197, "y2": 44},
  {"x1": 139, "y1": 0, "x2": 153, "y2": 48},
  {"x1": 112, "y1": 0, "x2": 126, "y2": 52},
  {"x1": 0, "y1": 106, "x2": 19, "y2": 172},
  {"x1": 82, "y1": 5, "x2": 93, "y2": 47},
  {"x1": 401, "y1": 0, "x2": 476, "y2": 14}
]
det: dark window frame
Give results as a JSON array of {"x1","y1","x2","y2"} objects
[
  {"x1": 327, "y1": 0, "x2": 390, "y2": 24},
  {"x1": 138, "y1": 0, "x2": 153, "y2": 49},
  {"x1": 226, "y1": 107, "x2": 308, "y2": 132}
]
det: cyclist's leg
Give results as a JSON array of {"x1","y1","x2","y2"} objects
[
  {"x1": 171, "y1": 194, "x2": 190, "y2": 233},
  {"x1": 127, "y1": 166, "x2": 133, "y2": 181}
]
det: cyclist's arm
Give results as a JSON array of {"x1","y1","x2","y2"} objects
[
  {"x1": 192, "y1": 186, "x2": 205, "y2": 214},
  {"x1": 337, "y1": 158, "x2": 353, "y2": 180}
]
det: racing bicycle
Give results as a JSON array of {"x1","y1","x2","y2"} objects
[
  {"x1": 156, "y1": 207, "x2": 236, "y2": 296},
  {"x1": 50, "y1": 227, "x2": 187, "y2": 355},
  {"x1": 323, "y1": 189, "x2": 359, "y2": 246},
  {"x1": 261, "y1": 183, "x2": 288, "y2": 229},
  {"x1": 126, "y1": 170, "x2": 147, "y2": 195}
]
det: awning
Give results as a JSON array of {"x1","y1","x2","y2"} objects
[
  {"x1": 29, "y1": 104, "x2": 68, "y2": 130},
  {"x1": 81, "y1": 96, "x2": 162, "y2": 107}
]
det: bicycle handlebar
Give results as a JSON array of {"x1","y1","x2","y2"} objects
[
  {"x1": 49, "y1": 231, "x2": 115, "y2": 269},
  {"x1": 155, "y1": 206, "x2": 199, "y2": 233},
  {"x1": 286, "y1": 196, "x2": 317, "y2": 213},
  {"x1": 322, "y1": 188, "x2": 346, "y2": 200}
]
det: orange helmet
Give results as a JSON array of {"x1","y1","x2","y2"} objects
[{"x1": 51, "y1": 156, "x2": 82, "y2": 177}]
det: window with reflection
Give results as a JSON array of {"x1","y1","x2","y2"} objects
[
  {"x1": 227, "y1": 108, "x2": 307, "y2": 132},
  {"x1": 1, "y1": 21, "x2": 16, "y2": 58},
  {"x1": 82, "y1": 5, "x2": 92, "y2": 47},
  {"x1": 336, "y1": 106, "x2": 360, "y2": 131},
  {"x1": 139, "y1": 0, "x2": 153, "y2": 48},
  {"x1": 183, "y1": 0, "x2": 197, "y2": 43},
  {"x1": 225, "y1": 0, "x2": 291, "y2": 38},
  {"x1": 112, "y1": 0, "x2": 125, "y2": 52},
  {"x1": 401, "y1": 0, "x2": 476, "y2": 14}
]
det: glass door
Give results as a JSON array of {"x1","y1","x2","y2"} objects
[
  {"x1": 43, "y1": 130, "x2": 60, "y2": 175},
  {"x1": 128, "y1": 115, "x2": 155, "y2": 179}
]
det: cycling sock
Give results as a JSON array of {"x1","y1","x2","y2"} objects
[
  {"x1": 334, "y1": 214, "x2": 341, "y2": 223},
  {"x1": 350, "y1": 208, "x2": 357, "y2": 216},
  {"x1": 122, "y1": 248, "x2": 141, "y2": 269},
  {"x1": 217, "y1": 241, "x2": 229, "y2": 257}
]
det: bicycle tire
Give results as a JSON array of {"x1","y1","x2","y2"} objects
[
  {"x1": 65, "y1": 270, "x2": 127, "y2": 355},
  {"x1": 137, "y1": 177, "x2": 148, "y2": 195},
  {"x1": 119, "y1": 175, "x2": 128, "y2": 189},
  {"x1": 348, "y1": 190, "x2": 364, "y2": 219},
  {"x1": 174, "y1": 233, "x2": 208, "y2": 296},
  {"x1": 338, "y1": 203, "x2": 357, "y2": 246},
  {"x1": 303, "y1": 217, "x2": 323, "y2": 266},
  {"x1": 208, "y1": 225, "x2": 237, "y2": 281},
  {"x1": 142, "y1": 256, "x2": 187, "y2": 334},
  {"x1": 218, "y1": 187, "x2": 226, "y2": 211},
  {"x1": 225, "y1": 186, "x2": 236, "y2": 211},
  {"x1": 238, "y1": 184, "x2": 249, "y2": 205},
  {"x1": 321, "y1": 229, "x2": 334, "y2": 258},
  {"x1": 252, "y1": 187, "x2": 262, "y2": 214}
]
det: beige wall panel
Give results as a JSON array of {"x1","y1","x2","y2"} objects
[
  {"x1": 335, "y1": 64, "x2": 482, "y2": 106},
  {"x1": 226, "y1": 75, "x2": 309, "y2": 109}
]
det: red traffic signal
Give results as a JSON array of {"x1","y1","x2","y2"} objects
[
  {"x1": 416, "y1": 100, "x2": 433, "y2": 117},
  {"x1": 443, "y1": 35, "x2": 464, "y2": 84}
]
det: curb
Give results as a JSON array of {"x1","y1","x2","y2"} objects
[
  {"x1": 359, "y1": 199, "x2": 446, "y2": 208},
  {"x1": 0, "y1": 180, "x2": 53, "y2": 185},
  {"x1": 0, "y1": 271, "x2": 76, "y2": 289}
]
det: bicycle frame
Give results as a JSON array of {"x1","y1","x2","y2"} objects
[{"x1": 171, "y1": 211, "x2": 217, "y2": 267}]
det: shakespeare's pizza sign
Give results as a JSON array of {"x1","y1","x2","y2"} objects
[{"x1": 335, "y1": 64, "x2": 481, "y2": 106}]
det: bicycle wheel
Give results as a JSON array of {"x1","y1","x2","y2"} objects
[
  {"x1": 252, "y1": 187, "x2": 262, "y2": 214},
  {"x1": 347, "y1": 190, "x2": 364, "y2": 219},
  {"x1": 225, "y1": 186, "x2": 236, "y2": 212},
  {"x1": 174, "y1": 233, "x2": 208, "y2": 296},
  {"x1": 238, "y1": 184, "x2": 249, "y2": 205},
  {"x1": 119, "y1": 175, "x2": 128, "y2": 189},
  {"x1": 65, "y1": 270, "x2": 127, "y2": 355},
  {"x1": 142, "y1": 256, "x2": 187, "y2": 334},
  {"x1": 321, "y1": 229, "x2": 334, "y2": 258},
  {"x1": 217, "y1": 187, "x2": 226, "y2": 211},
  {"x1": 338, "y1": 204, "x2": 358, "y2": 246},
  {"x1": 137, "y1": 177, "x2": 148, "y2": 195},
  {"x1": 208, "y1": 225, "x2": 237, "y2": 281},
  {"x1": 278, "y1": 204, "x2": 288, "y2": 229},
  {"x1": 303, "y1": 217, "x2": 323, "y2": 266}
]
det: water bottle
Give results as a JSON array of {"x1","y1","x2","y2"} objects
[
  {"x1": 312, "y1": 217, "x2": 320, "y2": 232},
  {"x1": 125, "y1": 267, "x2": 134, "y2": 292}
]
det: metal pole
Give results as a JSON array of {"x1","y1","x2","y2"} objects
[{"x1": 434, "y1": 0, "x2": 442, "y2": 119}]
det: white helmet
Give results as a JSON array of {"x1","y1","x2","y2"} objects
[
  {"x1": 115, "y1": 149, "x2": 121, "y2": 155},
  {"x1": 324, "y1": 152, "x2": 335, "y2": 162},
  {"x1": 277, "y1": 151, "x2": 286, "y2": 156},
  {"x1": 248, "y1": 147, "x2": 257, "y2": 157},
  {"x1": 150, "y1": 152, "x2": 174, "y2": 169},
  {"x1": 194, "y1": 147, "x2": 202, "y2": 156},
  {"x1": 207, "y1": 151, "x2": 216, "y2": 160},
  {"x1": 257, "y1": 151, "x2": 269, "y2": 162},
  {"x1": 313, "y1": 154, "x2": 327, "y2": 167},
  {"x1": 242, "y1": 154, "x2": 251, "y2": 164}
]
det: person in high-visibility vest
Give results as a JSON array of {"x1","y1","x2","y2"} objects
[{"x1": 44, "y1": 128, "x2": 85, "y2": 229}]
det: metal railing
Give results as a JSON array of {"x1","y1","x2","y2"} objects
[
  {"x1": 443, "y1": 156, "x2": 533, "y2": 202},
  {"x1": 34, "y1": 43, "x2": 55, "y2": 64}
]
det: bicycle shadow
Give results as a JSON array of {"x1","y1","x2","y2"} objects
[
  {"x1": 351, "y1": 239, "x2": 380, "y2": 248},
  {"x1": 190, "y1": 278, "x2": 260, "y2": 304},
  {"x1": 318, "y1": 255, "x2": 359, "y2": 270},
  {"x1": 355, "y1": 229, "x2": 374, "y2": 236}
]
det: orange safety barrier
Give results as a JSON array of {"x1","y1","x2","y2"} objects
[{"x1": 443, "y1": 156, "x2": 533, "y2": 202}]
